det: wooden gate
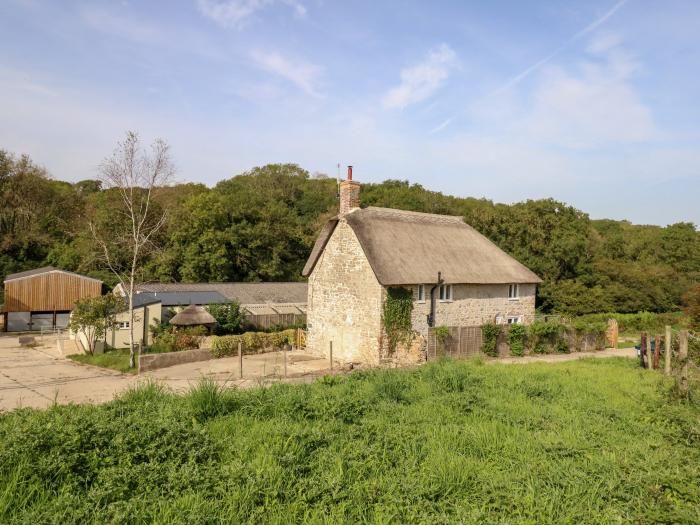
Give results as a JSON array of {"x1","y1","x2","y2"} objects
[{"x1": 426, "y1": 326, "x2": 483, "y2": 360}]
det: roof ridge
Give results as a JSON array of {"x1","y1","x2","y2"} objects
[{"x1": 363, "y1": 206, "x2": 465, "y2": 223}]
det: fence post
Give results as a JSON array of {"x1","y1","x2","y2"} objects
[
  {"x1": 640, "y1": 331, "x2": 647, "y2": 368},
  {"x1": 645, "y1": 333, "x2": 653, "y2": 370},
  {"x1": 664, "y1": 325, "x2": 672, "y2": 376},
  {"x1": 329, "y1": 341, "x2": 333, "y2": 370},
  {"x1": 654, "y1": 334, "x2": 661, "y2": 370},
  {"x1": 238, "y1": 342, "x2": 243, "y2": 379},
  {"x1": 283, "y1": 343, "x2": 288, "y2": 378},
  {"x1": 679, "y1": 330, "x2": 688, "y2": 395}
]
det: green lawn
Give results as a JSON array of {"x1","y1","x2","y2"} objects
[
  {"x1": 68, "y1": 348, "x2": 136, "y2": 374},
  {"x1": 0, "y1": 358, "x2": 698, "y2": 524}
]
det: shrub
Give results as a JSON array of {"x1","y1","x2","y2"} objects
[
  {"x1": 481, "y1": 324, "x2": 501, "y2": 357},
  {"x1": 149, "y1": 326, "x2": 206, "y2": 353},
  {"x1": 210, "y1": 329, "x2": 296, "y2": 358},
  {"x1": 528, "y1": 320, "x2": 564, "y2": 354},
  {"x1": 507, "y1": 324, "x2": 527, "y2": 356},
  {"x1": 556, "y1": 339, "x2": 570, "y2": 353},
  {"x1": 433, "y1": 325, "x2": 450, "y2": 347}
]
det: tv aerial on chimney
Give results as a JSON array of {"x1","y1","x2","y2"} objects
[{"x1": 336, "y1": 163, "x2": 340, "y2": 199}]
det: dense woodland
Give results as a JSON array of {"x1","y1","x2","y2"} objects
[{"x1": 1, "y1": 150, "x2": 699, "y2": 315}]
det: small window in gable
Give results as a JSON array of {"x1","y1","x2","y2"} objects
[
  {"x1": 508, "y1": 284, "x2": 519, "y2": 299},
  {"x1": 439, "y1": 284, "x2": 453, "y2": 302},
  {"x1": 417, "y1": 284, "x2": 425, "y2": 302},
  {"x1": 118, "y1": 321, "x2": 130, "y2": 329}
]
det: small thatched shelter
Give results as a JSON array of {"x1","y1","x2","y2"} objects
[{"x1": 169, "y1": 304, "x2": 217, "y2": 331}]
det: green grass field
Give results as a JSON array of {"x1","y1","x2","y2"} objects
[
  {"x1": 0, "y1": 358, "x2": 698, "y2": 524},
  {"x1": 68, "y1": 348, "x2": 136, "y2": 374}
]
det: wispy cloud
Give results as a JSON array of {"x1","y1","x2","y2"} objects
[
  {"x1": 382, "y1": 44, "x2": 457, "y2": 110},
  {"x1": 429, "y1": 117, "x2": 453, "y2": 135},
  {"x1": 495, "y1": 0, "x2": 628, "y2": 93},
  {"x1": 197, "y1": 0, "x2": 306, "y2": 28},
  {"x1": 250, "y1": 50, "x2": 322, "y2": 97}
]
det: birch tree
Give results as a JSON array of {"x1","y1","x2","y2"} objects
[{"x1": 91, "y1": 132, "x2": 174, "y2": 368}]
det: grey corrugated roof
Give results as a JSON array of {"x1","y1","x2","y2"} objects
[
  {"x1": 302, "y1": 206, "x2": 542, "y2": 285},
  {"x1": 4, "y1": 266, "x2": 103, "y2": 283},
  {"x1": 135, "y1": 291, "x2": 230, "y2": 307},
  {"x1": 133, "y1": 282, "x2": 308, "y2": 305}
]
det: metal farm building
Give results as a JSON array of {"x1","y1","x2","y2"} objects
[{"x1": 1, "y1": 267, "x2": 102, "y2": 332}]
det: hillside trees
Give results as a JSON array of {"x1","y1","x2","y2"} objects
[{"x1": 0, "y1": 147, "x2": 698, "y2": 316}]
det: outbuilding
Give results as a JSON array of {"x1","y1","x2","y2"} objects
[{"x1": 2, "y1": 266, "x2": 102, "y2": 332}]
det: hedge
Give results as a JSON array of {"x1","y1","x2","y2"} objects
[{"x1": 210, "y1": 329, "x2": 296, "y2": 358}]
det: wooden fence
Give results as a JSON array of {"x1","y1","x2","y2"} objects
[
  {"x1": 426, "y1": 326, "x2": 483, "y2": 360},
  {"x1": 245, "y1": 313, "x2": 306, "y2": 330}
]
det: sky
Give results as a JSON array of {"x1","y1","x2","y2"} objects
[{"x1": 1, "y1": 0, "x2": 699, "y2": 226}]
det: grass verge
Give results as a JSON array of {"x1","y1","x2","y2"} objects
[
  {"x1": 68, "y1": 348, "x2": 136, "y2": 374},
  {"x1": 0, "y1": 358, "x2": 698, "y2": 523}
]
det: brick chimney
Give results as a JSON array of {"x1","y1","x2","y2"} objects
[{"x1": 339, "y1": 165, "x2": 360, "y2": 217}]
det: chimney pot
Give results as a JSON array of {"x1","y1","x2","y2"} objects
[{"x1": 347, "y1": 165, "x2": 353, "y2": 180}]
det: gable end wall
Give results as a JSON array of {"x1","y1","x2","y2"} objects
[{"x1": 306, "y1": 220, "x2": 383, "y2": 364}]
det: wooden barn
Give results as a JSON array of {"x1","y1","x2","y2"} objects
[{"x1": 1, "y1": 267, "x2": 102, "y2": 332}]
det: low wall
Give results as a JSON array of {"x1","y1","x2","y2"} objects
[{"x1": 138, "y1": 348, "x2": 213, "y2": 373}]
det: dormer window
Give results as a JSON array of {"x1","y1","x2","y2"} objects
[
  {"x1": 439, "y1": 284, "x2": 453, "y2": 302},
  {"x1": 508, "y1": 284, "x2": 519, "y2": 299}
]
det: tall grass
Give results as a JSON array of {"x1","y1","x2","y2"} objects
[{"x1": 0, "y1": 359, "x2": 698, "y2": 523}]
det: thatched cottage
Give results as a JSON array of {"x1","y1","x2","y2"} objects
[{"x1": 302, "y1": 168, "x2": 542, "y2": 364}]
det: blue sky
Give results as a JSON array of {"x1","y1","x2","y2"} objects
[{"x1": 1, "y1": 0, "x2": 699, "y2": 225}]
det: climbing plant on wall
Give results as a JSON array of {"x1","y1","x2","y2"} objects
[{"x1": 382, "y1": 287, "x2": 414, "y2": 353}]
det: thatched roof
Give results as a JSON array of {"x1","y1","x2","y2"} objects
[
  {"x1": 169, "y1": 304, "x2": 217, "y2": 326},
  {"x1": 302, "y1": 207, "x2": 542, "y2": 286}
]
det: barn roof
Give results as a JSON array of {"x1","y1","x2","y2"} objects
[
  {"x1": 4, "y1": 266, "x2": 102, "y2": 283},
  {"x1": 132, "y1": 282, "x2": 307, "y2": 305},
  {"x1": 134, "y1": 291, "x2": 229, "y2": 307},
  {"x1": 302, "y1": 207, "x2": 542, "y2": 286}
]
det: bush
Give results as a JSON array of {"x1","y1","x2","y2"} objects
[
  {"x1": 507, "y1": 324, "x2": 527, "y2": 356},
  {"x1": 481, "y1": 324, "x2": 501, "y2": 357},
  {"x1": 573, "y1": 311, "x2": 687, "y2": 333},
  {"x1": 210, "y1": 329, "x2": 296, "y2": 358},
  {"x1": 148, "y1": 326, "x2": 206, "y2": 354},
  {"x1": 528, "y1": 320, "x2": 564, "y2": 354}
]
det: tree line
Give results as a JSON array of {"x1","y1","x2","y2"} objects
[{"x1": 1, "y1": 149, "x2": 698, "y2": 315}]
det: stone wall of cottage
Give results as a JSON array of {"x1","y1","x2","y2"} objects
[
  {"x1": 408, "y1": 283, "x2": 537, "y2": 338},
  {"x1": 306, "y1": 219, "x2": 384, "y2": 364}
]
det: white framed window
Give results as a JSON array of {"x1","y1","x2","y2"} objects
[
  {"x1": 118, "y1": 321, "x2": 130, "y2": 329},
  {"x1": 506, "y1": 316, "x2": 521, "y2": 325},
  {"x1": 508, "y1": 284, "x2": 519, "y2": 299},
  {"x1": 417, "y1": 284, "x2": 425, "y2": 302},
  {"x1": 439, "y1": 284, "x2": 453, "y2": 302}
]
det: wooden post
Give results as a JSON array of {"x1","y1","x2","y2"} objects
[
  {"x1": 329, "y1": 341, "x2": 333, "y2": 370},
  {"x1": 238, "y1": 342, "x2": 243, "y2": 379},
  {"x1": 679, "y1": 330, "x2": 688, "y2": 394},
  {"x1": 664, "y1": 325, "x2": 672, "y2": 376},
  {"x1": 283, "y1": 344, "x2": 288, "y2": 378},
  {"x1": 654, "y1": 334, "x2": 661, "y2": 370},
  {"x1": 640, "y1": 331, "x2": 647, "y2": 368},
  {"x1": 645, "y1": 332, "x2": 653, "y2": 370}
]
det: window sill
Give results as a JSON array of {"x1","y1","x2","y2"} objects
[{"x1": 508, "y1": 298, "x2": 520, "y2": 301}]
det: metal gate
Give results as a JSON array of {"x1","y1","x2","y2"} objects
[{"x1": 426, "y1": 326, "x2": 483, "y2": 360}]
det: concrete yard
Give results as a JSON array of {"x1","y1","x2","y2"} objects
[
  {"x1": 0, "y1": 334, "x2": 333, "y2": 411},
  {"x1": 0, "y1": 333, "x2": 637, "y2": 412}
]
